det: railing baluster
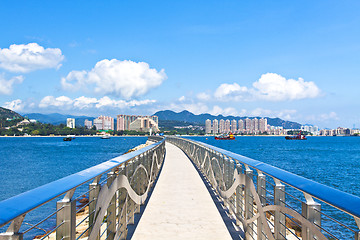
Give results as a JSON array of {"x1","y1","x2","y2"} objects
[
  {"x1": 106, "y1": 171, "x2": 116, "y2": 240},
  {"x1": 244, "y1": 165, "x2": 255, "y2": 239},
  {"x1": 274, "y1": 178, "x2": 286, "y2": 240},
  {"x1": 257, "y1": 171, "x2": 266, "y2": 240},
  {"x1": 355, "y1": 217, "x2": 360, "y2": 240},
  {"x1": 302, "y1": 193, "x2": 321, "y2": 240},
  {"x1": 0, "y1": 215, "x2": 25, "y2": 240},
  {"x1": 236, "y1": 163, "x2": 243, "y2": 226},
  {"x1": 56, "y1": 189, "x2": 76, "y2": 240},
  {"x1": 89, "y1": 176, "x2": 101, "y2": 239}
]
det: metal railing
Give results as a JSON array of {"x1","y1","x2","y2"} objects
[
  {"x1": 167, "y1": 136, "x2": 360, "y2": 240},
  {"x1": 0, "y1": 137, "x2": 165, "y2": 240}
]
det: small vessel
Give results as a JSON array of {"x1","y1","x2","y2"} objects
[
  {"x1": 63, "y1": 135, "x2": 75, "y2": 141},
  {"x1": 101, "y1": 135, "x2": 110, "y2": 139},
  {"x1": 285, "y1": 132, "x2": 307, "y2": 140},
  {"x1": 215, "y1": 133, "x2": 235, "y2": 140}
]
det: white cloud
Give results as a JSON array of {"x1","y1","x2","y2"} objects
[
  {"x1": 2, "y1": 99, "x2": 24, "y2": 111},
  {"x1": 211, "y1": 73, "x2": 321, "y2": 102},
  {"x1": 214, "y1": 83, "x2": 249, "y2": 101},
  {"x1": 61, "y1": 59, "x2": 167, "y2": 99},
  {"x1": 253, "y1": 73, "x2": 321, "y2": 101},
  {"x1": 38, "y1": 95, "x2": 156, "y2": 110},
  {"x1": 0, "y1": 74, "x2": 24, "y2": 95},
  {"x1": 249, "y1": 108, "x2": 297, "y2": 120},
  {"x1": 0, "y1": 43, "x2": 64, "y2": 73},
  {"x1": 209, "y1": 105, "x2": 241, "y2": 116},
  {"x1": 178, "y1": 96, "x2": 186, "y2": 102},
  {"x1": 196, "y1": 92, "x2": 211, "y2": 101}
]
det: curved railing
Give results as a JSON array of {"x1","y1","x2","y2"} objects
[
  {"x1": 167, "y1": 136, "x2": 360, "y2": 240},
  {"x1": 0, "y1": 137, "x2": 165, "y2": 240}
]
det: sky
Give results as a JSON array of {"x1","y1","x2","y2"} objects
[{"x1": 0, "y1": 1, "x2": 359, "y2": 128}]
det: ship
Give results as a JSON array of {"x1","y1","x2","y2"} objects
[
  {"x1": 285, "y1": 132, "x2": 307, "y2": 140},
  {"x1": 215, "y1": 133, "x2": 235, "y2": 140}
]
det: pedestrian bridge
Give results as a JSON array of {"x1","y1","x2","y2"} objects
[{"x1": 0, "y1": 137, "x2": 360, "y2": 240}]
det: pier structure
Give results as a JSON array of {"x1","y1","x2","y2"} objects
[{"x1": 1, "y1": 136, "x2": 360, "y2": 240}]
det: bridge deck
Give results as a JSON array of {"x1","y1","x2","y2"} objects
[{"x1": 132, "y1": 142, "x2": 232, "y2": 240}]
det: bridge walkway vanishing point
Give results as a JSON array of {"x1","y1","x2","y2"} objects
[{"x1": 132, "y1": 142, "x2": 233, "y2": 240}]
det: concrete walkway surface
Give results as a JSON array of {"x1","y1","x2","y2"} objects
[{"x1": 132, "y1": 142, "x2": 232, "y2": 240}]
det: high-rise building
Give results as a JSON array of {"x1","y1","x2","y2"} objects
[
  {"x1": 253, "y1": 118, "x2": 259, "y2": 133},
  {"x1": 225, "y1": 119, "x2": 231, "y2": 133},
  {"x1": 213, "y1": 119, "x2": 219, "y2": 134},
  {"x1": 67, "y1": 118, "x2": 75, "y2": 128},
  {"x1": 231, "y1": 119, "x2": 237, "y2": 133},
  {"x1": 84, "y1": 119, "x2": 92, "y2": 129},
  {"x1": 245, "y1": 118, "x2": 251, "y2": 132},
  {"x1": 219, "y1": 119, "x2": 225, "y2": 133},
  {"x1": 238, "y1": 119, "x2": 244, "y2": 132},
  {"x1": 259, "y1": 118, "x2": 268, "y2": 133},
  {"x1": 93, "y1": 116, "x2": 114, "y2": 131},
  {"x1": 117, "y1": 115, "x2": 159, "y2": 132},
  {"x1": 205, "y1": 119, "x2": 212, "y2": 134}
]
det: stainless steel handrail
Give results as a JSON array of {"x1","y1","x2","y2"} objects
[
  {"x1": 167, "y1": 136, "x2": 360, "y2": 239},
  {"x1": 0, "y1": 137, "x2": 166, "y2": 240},
  {"x1": 0, "y1": 140, "x2": 163, "y2": 228},
  {"x1": 195, "y1": 140, "x2": 360, "y2": 219}
]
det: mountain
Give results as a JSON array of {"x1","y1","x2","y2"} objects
[
  {"x1": 154, "y1": 110, "x2": 302, "y2": 129},
  {"x1": 0, "y1": 107, "x2": 23, "y2": 119},
  {"x1": 23, "y1": 113, "x2": 95, "y2": 127}
]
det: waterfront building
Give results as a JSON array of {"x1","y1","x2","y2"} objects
[
  {"x1": 219, "y1": 119, "x2": 225, "y2": 133},
  {"x1": 205, "y1": 119, "x2": 212, "y2": 134},
  {"x1": 93, "y1": 116, "x2": 114, "y2": 131},
  {"x1": 245, "y1": 118, "x2": 251, "y2": 133},
  {"x1": 84, "y1": 119, "x2": 93, "y2": 129},
  {"x1": 253, "y1": 118, "x2": 259, "y2": 133},
  {"x1": 259, "y1": 118, "x2": 268, "y2": 133},
  {"x1": 213, "y1": 119, "x2": 219, "y2": 134},
  {"x1": 117, "y1": 114, "x2": 159, "y2": 132},
  {"x1": 231, "y1": 119, "x2": 237, "y2": 133},
  {"x1": 238, "y1": 119, "x2": 244, "y2": 132},
  {"x1": 225, "y1": 119, "x2": 231, "y2": 133},
  {"x1": 67, "y1": 118, "x2": 75, "y2": 128}
]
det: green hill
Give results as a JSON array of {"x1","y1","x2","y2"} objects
[{"x1": 0, "y1": 107, "x2": 23, "y2": 120}]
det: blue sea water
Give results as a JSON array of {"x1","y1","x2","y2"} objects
[
  {"x1": 0, "y1": 136, "x2": 147, "y2": 238},
  {"x1": 0, "y1": 136, "x2": 359, "y2": 238},
  {"x1": 187, "y1": 136, "x2": 360, "y2": 238}
]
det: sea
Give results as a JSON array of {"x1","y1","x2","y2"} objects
[{"x1": 0, "y1": 136, "x2": 359, "y2": 239}]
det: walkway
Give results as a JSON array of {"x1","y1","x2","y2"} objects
[{"x1": 132, "y1": 142, "x2": 232, "y2": 240}]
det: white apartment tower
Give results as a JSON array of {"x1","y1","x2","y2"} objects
[
  {"x1": 205, "y1": 119, "x2": 212, "y2": 134},
  {"x1": 219, "y1": 119, "x2": 225, "y2": 133},
  {"x1": 213, "y1": 119, "x2": 219, "y2": 134},
  {"x1": 225, "y1": 119, "x2": 231, "y2": 133},
  {"x1": 259, "y1": 118, "x2": 268, "y2": 133},
  {"x1": 67, "y1": 118, "x2": 75, "y2": 128},
  {"x1": 238, "y1": 119, "x2": 244, "y2": 132},
  {"x1": 231, "y1": 119, "x2": 237, "y2": 133}
]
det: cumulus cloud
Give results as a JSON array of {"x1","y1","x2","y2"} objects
[
  {"x1": 196, "y1": 92, "x2": 211, "y2": 101},
  {"x1": 0, "y1": 43, "x2": 64, "y2": 73},
  {"x1": 249, "y1": 108, "x2": 297, "y2": 120},
  {"x1": 39, "y1": 95, "x2": 156, "y2": 110},
  {"x1": 2, "y1": 99, "x2": 24, "y2": 111},
  {"x1": 211, "y1": 73, "x2": 321, "y2": 102},
  {"x1": 61, "y1": 59, "x2": 167, "y2": 99},
  {"x1": 0, "y1": 74, "x2": 24, "y2": 95},
  {"x1": 178, "y1": 96, "x2": 186, "y2": 102},
  {"x1": 214, "y1": 83, "x2": 249, "y2": 101},
  {"x1": 253, "y1": 73, "x2": 320, "y2": 101}
]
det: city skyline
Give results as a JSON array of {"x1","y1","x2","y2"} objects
[{"x1": 1, "y1": 1, "x2": 360, "y2": 129}]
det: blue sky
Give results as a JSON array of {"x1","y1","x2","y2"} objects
[{"x1": 0, "y1": 1, "x2": 359, "y2": 128}]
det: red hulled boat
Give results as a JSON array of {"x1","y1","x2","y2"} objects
[{"x1": 215, "y1": 133, "x2": 235, "y2": 140}]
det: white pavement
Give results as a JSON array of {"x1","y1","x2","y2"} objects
[{"x1": 132, "y1": 142, "x2": 232, "y2": 240}]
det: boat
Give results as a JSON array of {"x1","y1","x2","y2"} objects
[
  {"x1": 63, "y1": 135, "x2": 75, "y2": 141},
  {"x1": 285, "y1": 132, "x2": 307, "y2": 140},
  {"x1": 101, "y1": 135, "x2": 110, "y2": 139},
  {"x1": 215, "y1": 133, "x2": 235, "y2": 140}
]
